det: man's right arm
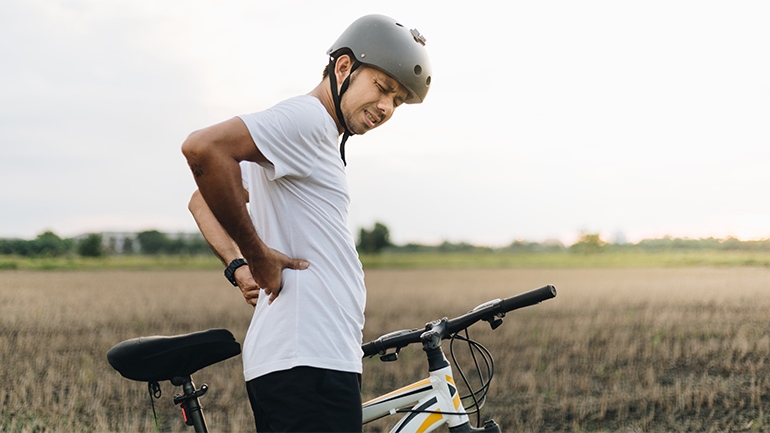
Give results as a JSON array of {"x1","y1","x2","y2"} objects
[{"x1": 181, "y1": 117, "x2": 308, "y2": 302}]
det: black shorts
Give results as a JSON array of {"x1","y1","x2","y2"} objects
[{"x1": 246, "y1": 366, "x2": 362, "y2": 432}]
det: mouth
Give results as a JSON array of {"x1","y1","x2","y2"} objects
[{"x1": 364, "y1": 110, "x2": 381, "y2": 128}]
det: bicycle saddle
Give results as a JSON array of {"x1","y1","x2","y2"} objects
[{"x1": 107, "y1": 328, "x2": 241, "y2": 383}]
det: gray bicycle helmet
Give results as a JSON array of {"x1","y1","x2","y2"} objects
[
  {"x1": 328, "y1": 14, "x2": 432, "y2": 104},
  {"x1": 326, "y1": 14, "x2": 432, "y2": 165}
]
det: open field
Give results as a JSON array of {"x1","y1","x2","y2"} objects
[
  {"x1": 2, "y1": 249, "x2": 770, "y2": 271},
  {"x1": 1, "y1": 267, "x2": 770, "y2": 432}
]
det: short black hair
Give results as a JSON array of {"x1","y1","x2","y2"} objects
[{"x1": 322, "y1": 49, "x2": 355, "y2": 79}]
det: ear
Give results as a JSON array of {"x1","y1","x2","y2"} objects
[{"x1": 334, "y1": 54, "x2": 354, "y2": 85}]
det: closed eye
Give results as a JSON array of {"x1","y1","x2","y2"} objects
[{"x1": 375, "y1": 76, "x2": 406, "y2": 107}]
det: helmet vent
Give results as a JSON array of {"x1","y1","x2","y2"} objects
[
  {"x1": 414, "y1": 65, "x2": 422, "y2": 76},
  {"x1": 426, "y1": 76, "x2": 432, "y2": 86}
]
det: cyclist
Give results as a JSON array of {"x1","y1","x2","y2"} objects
[{"x1": 181, "y1": 14, "x2": 432, "y2": 432}]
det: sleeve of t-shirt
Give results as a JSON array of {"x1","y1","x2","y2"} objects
[
  {"x1": 239, "y1": 160, "x2": 251, "y2": 192},
  {"x1": 237, "y1": 97, "x2": 325, "y2": 180}
]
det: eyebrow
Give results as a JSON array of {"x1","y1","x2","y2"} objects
[{"x1": 378, "y1": 73, "x2": 409, "y2": 101}]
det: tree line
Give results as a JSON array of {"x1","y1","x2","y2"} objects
[
  {"x1": 0, "y1": 230, "x2": 212, "y2": 258},
  {"x1": 2, "y1": 225, "x2": 770, "y2": 258},
  {"x1": 356, "y1": 224, "x2": 770, "y2": 254}
]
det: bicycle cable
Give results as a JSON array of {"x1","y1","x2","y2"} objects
[
  {"x1": 148, "y1": 381, "x2": 162, "y2": 431},
  {"x1": 391, "y1": 329, "x2": 495, "y2": 427},
  {"x1": 450, "y1": 329, "x2": 494, "y2": 427}
]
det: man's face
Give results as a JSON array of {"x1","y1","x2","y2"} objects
[{"x1": 340, "y1": 66, "x2": 410, "y2": 135}]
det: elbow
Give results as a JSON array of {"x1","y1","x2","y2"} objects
[
  {"x1": 181, "y1": 130, "x2": 209, "y2": 165},
  {"x1": 181, "y1": 129, "x2": 216, "y2": 165},
  {"x1": 182, "y1": 130, "x2": 212, "y2": 181}
]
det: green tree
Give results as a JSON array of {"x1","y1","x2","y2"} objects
[
  {"x1": 78, "y1": 233, "x2": 104, "y2": 257},
  {"x1": 357, "y1": 222, "x2": 392, "y2": 254},
  {"x1": 122, "y1": 237, "x2": 135, "y2": 254},
  {"x1": 0, "y1": 238, "x2": 31, "y2": 256},
  {"x1": 30, "y1": 231, "x2": 71, "y2": 257},
  {"x1": 185, "y1": 235, "x2": 214, "y2": 255},
  {"x1": 570, "y1": 233, "x2": 606, "y2": 254},
  {"x1": 136, "y1": 230, "x2": 169, "y2": 254},
  {"x1": 166, "y1": 237, "x2": 186, "y2": 255}
]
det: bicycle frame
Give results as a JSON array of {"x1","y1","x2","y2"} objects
[
  {"x1": 363, "y1": 363, "x2": 471, "y2": 432},
  {"x1": 362, "y1": 316, "x2": 501, "y2": 433}
]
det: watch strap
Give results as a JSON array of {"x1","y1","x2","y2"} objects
[{"x1": 224, "y1": 258, "x2": 247, "y2": 286}]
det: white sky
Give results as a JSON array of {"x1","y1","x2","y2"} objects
[{"x1": 1, "y1": 0, "x2": 769, "y2": 246}]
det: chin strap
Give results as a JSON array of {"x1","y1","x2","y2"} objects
[{"x1": 327, "y1": 54, "x2": 361, "y2": 166}]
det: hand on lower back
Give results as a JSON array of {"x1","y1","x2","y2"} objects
[{"x1": 246, "y1": 247, "x2": 309, "y2": 304}]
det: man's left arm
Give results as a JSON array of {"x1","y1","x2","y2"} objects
[{"x1": 189, "y1": 188, "x2": 261, "y2": 306}]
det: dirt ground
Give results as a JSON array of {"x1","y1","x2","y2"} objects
[{"x1": 2, "y1": 267, "x2": 769, "y2": 432}]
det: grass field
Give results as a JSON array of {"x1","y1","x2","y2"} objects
[
  {"x1": 1, "y1": 267, "x2": 769, "y2": 432},
  {"x1": 2, "y1": 249, "x2": 770, "y2": 271}
]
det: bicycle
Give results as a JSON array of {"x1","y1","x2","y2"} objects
[{"x1": 107, "y1": 284, "x2": 557, "y2": 432}]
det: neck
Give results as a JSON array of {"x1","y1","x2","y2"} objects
[{"x1": 308, "y1": 78, "x2": 343, "y2": 135}]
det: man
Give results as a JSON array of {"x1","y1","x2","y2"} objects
[{"x1": 181, "y1": 14, "x2": 432, "y2": 432}]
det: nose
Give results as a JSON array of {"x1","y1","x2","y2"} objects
[{"x1": 376, "y1": 96, "x2": 395, "y2": 120}]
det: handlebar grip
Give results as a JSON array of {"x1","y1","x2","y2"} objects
[
  {"x1": 361, "y1": 285, "x2": 557, "y2": 358},
  {"x1": 361, "y1": 341, "x2": 378, "y2": 357},
  {"x1": 498, "y1": 284, "x2": 556, "y2": 313}
]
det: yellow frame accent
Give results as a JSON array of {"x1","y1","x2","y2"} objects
[
  {"x1": 416, "y1": 410, "x2": 443, "y2": 433},
  {"x1": 362, "y1": 378, "x2": 432, "y2": 406}
]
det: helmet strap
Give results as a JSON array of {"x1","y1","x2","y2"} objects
[{"x1": 327, "y1": 54, "x2": 361, "y2": 166}]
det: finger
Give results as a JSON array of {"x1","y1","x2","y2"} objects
[
  {"x1": 241, "y1": 288, "x2": 258, "y2": 305},
  {"x1": 267, "y1": 282, "x2": 283, "y2": 305},
  {"x1": 243, "y1": 290, "x2": 260, "y2": 302},
  {"x1": 268, "y1": 290, "x2": 279, "y2": 305},
  {"x1": 241, "y1": 283, "x2": 260, "y2": 303},
  {"x1": 286, "y1": 259, "x2": 309, "y2": 270}
]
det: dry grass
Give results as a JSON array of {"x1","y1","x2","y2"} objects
[{"x1": 2, "y1": 268, "x2": 770, "y2": 432}]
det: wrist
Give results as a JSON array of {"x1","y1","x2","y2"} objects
[{"x1": 224, "y1": 258, "x2": 247, "y2": 286}]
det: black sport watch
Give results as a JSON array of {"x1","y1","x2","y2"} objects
[{"x1": 224, "y1": 258, "x2": 248, "y2": 286}]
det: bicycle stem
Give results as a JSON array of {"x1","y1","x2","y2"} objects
[{"x1": 422, "y1": 318, "x2": 450, "y2": 371}]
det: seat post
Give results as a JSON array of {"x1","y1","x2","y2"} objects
[{"x1": 172, "y1": 375, "x2": 209, "y2": 433}]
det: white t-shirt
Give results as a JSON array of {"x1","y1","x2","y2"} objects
[{"x1": 237, "y1": 95, "x2": 366, "y2": 381}]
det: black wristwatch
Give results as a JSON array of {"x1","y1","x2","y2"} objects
[{"x1": 224, "y1": 258, "x2": 248, "y2": 286}]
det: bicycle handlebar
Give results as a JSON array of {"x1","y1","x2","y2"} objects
[{"x1": 362, "y1": 284, "x2": 556, "y2": 358}]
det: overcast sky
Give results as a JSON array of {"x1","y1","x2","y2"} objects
[{"x1": 2, "y1": 0, "x2": 768, "y2": 246}]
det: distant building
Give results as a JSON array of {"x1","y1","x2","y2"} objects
[
  {"x1": 611, "y1": 231, "x2": 628, "y2": 245},
  {"x1": 72, "y1": 231, "x2": 204, "y2": 254}
]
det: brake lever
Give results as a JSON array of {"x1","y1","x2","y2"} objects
[
  {"x1": 484, "y1": 314, "x2": 504, "y2": 330},
  {"x1": 380, "y1": 346, "x2": 401, "y2": 362},
  {"x1": 470, "y1": 298, "x2": 505, "y2": 330}
]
